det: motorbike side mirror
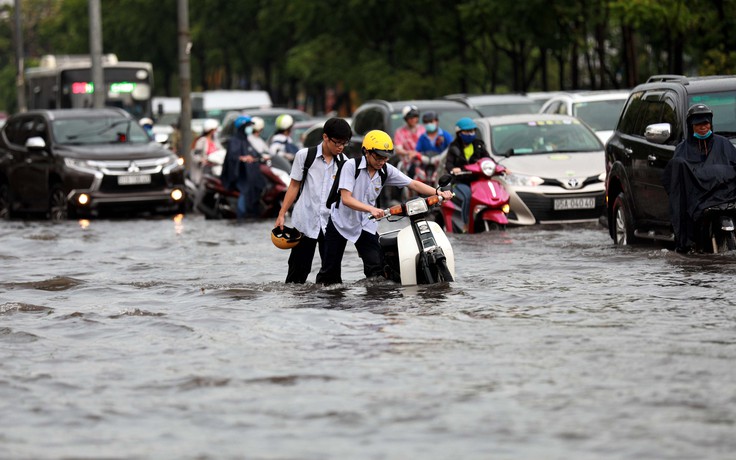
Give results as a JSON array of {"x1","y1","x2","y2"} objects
[
  {"x1": 438, "y1": 174, "x2": 453, "y2": 187},
  {"x1": 503, "y1": 148, "x2": 515, "y2": 158}
]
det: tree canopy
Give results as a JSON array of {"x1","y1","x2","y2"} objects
[{"x1": 0, "y1": 0, "x2": 734, "y2": 115}]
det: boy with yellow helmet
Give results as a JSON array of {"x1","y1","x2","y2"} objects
[{"x1": 315, "y1": 130, "x2": 453, "y2": 285}]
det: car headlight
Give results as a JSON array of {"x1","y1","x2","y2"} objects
[
  {"x1": 503, "y1": 172, "x2": 544, "y2": 187},
  {"x1": 64, "y1": 158, "x2": 100, "y2": 173},
  {"x1": 162, "y1": 155, "x2": 184, "y2": 173}
]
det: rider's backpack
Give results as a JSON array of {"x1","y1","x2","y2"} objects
[
  {"x1": 325, "y1": 157, "x2": 387, "y2": 209},
  {"x1": 295, "y1": 146, "x2": 347, "y2": 203}
]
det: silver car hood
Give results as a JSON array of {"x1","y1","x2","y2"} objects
[{"x1": 496, "y1": 150, "x2": 604, "y2": 179}]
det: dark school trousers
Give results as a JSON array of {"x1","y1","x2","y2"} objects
[
  {"x1": 285, "y1": 230, "x2": 324, "y2": 284},
  {"x1": 315, "y1": 218, "x2": 384, "y2": 285}
]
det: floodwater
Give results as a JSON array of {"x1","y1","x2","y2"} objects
[{"x1": 1, "y1": 215, "x2": 734, "y2": 460}]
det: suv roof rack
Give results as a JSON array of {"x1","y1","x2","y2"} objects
[{"x1": 646, "y1": 74, "x2": 689, "y2": 84}]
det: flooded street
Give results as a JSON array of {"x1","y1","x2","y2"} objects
[{"x1": 1, "y1": 215, "x2": 734, "y2": 459}]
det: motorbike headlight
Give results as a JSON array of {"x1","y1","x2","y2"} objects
[
  {"x1": 405, "y1": 197, "x2": 429, "y2": 216},
  {"x1": 481, "y1": 160, "x2": 496, "y2": 177},
  {"x1": 503, "y1": 172, "x2": 544, "y2": 187}
]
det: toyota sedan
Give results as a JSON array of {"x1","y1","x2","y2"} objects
[{"x1": 474, "y1": 114, "x2": 606, "y2": 225}]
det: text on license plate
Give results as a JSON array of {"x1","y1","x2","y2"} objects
[
  {"x1": 554, "y1": 197, "x2": 595, "y2": 210},
  {"x1": 118, "y1": 174, "x2": 151, "y2": 185}
]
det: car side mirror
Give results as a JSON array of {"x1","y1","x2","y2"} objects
[
  {"x1": 644, "y1": 123, "x2": 671, "y2": 144},
  {"x1": 25, "y1": 136, "x2": 47, "y2": 151},
  {"x1": 438, "y1": 174, "x2": 453, "y2": 187}
]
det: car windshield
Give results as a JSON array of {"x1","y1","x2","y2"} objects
[
  {"x1": 689, "y1": 91, "x2": 736, "y2": 135},
  {"x1": 572, "y1": 99, "x2": 627, "y2": 131},
  {"x1": 491, "y1": 119, "x2": 603, "y2": 155},
  {"x1": 390, "y1": 108, "x2": 481, "y2": 136},
  {"x1": 52, "y1": 117, "x2": 151, "y2": 145},
  {"x1": 477, "y1": 102, "x2": 538, "y2": 117}
]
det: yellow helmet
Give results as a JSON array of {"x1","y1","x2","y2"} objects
[
  {"x1": 362, "y1": 130, "x2": 394, "y2": 157},
  {"x1": 271, "y1": 226, "x2": 302, "y2": 250}
]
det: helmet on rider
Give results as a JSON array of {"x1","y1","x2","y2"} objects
[
  {"x1": 362, "y1": 130, "x2": 394, "y2": 157},
  {"x1": 234, "y1": 115, "x2": 253, "y2": 129},
  {"x1": 139, "y1": 117, "x2": 154, "y2": 128},
  {"x1": 275, "y1": 114, "x2": 294, "y2": 131},
  {"x1": 402, "y1": 105, "x2": 419, "y2": 120},
  {"x1": 687, "y1": 104, "x2": 713, "y2": 126},
  {"x1": 271, "y1": 226, "x2": 302, "y2": 249},
  {"x1": 251, "y1": 116, "x2": 265, "y2": 132},
  {"x1": 203, "y1": 118, "x2": 219, "y2": 134},
  {"x1": 422, "y1": 111, "x2": 438, "y2": 123},
  {"x1": 455, "y1": 117, "x2": 477, "y2": 132}
]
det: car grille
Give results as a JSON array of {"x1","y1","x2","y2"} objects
[
  {"x1": 93, "y1": 159, "x2": 169, "y2": 193},
  {"x1": 99, "y1": 173, "x2": 167, "y2": 192},
  {"x1": 517, "y1": 191, "x2": 605, "y2": 221}
]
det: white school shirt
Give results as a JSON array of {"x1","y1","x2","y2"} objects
[
  {"x1": 289, "y1": 145, "x2": 342, "y2": 239},
  {"x1": 330, "y1": 156, "x2": 411, "y2": 243}
]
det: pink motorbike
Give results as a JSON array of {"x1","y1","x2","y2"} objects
[{"x1": 437, "y1": 157, "x2": 510, "y2": 232}]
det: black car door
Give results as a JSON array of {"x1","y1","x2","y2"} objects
[
  {"x1": 10, "y1": 115, "x2": 54, "y2": 212},
  {"x1": 627, "y1": 91, "x2": 668, "y2": 222},
  {"x1": 640, "y1": 91, "x2": 680, "y2": 223}
]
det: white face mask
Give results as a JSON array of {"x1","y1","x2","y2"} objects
[{"x1": 245, "y1": 126, "x2": 254, "y2": 135}]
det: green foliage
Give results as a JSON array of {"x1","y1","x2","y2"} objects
[{"x1": 1, "y1": 0, "x2": 735, "y2": 113}]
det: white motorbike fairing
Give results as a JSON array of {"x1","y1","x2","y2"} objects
[{"x1": 396, "y1": 220, "x2": 455, "y2": 285}]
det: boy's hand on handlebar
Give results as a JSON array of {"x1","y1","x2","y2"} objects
[
  {"x1": 439, "y1": 190, "x2": 453, "y2": 200},
  {"x1": 369, "y1": 207, "x2": 385, "y2": 220},
  {"x1": 451, "y1": 167, "x2": 462, "y2": 174}
]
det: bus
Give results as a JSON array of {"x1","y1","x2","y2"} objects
[{"x1": 25, "y1": 54, "x2": 154, "y2": 119}]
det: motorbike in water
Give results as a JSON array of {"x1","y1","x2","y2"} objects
[
  {"x1": 693, "y1": 202, "x2": 736, "y2": 253},
  {"x1": 437, "y1": 157, "x2": 510, "y2": 233},
  {"x1": 193, "y1": 150, "x2": 290, "y2": 219},
  {"x1": 377, "y1": 183, "x2": 456, "y2": 285}
]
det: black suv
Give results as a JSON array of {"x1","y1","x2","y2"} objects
[
  {"x1": 605, "y1": 75, "x2": 736, "y2": 245},
  {"x1": 0, "y1": 108, "x2": 187, "y2": 220}
]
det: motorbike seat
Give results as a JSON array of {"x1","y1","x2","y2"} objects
[
  {"x1": 379, "y1": 230, "x2": 400, "y2": 249},
  {"x1": 704, "y1": 201, "x2": 736, "y2": 214}
]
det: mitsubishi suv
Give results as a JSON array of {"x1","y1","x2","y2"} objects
[
  {"x1": 0, "y1": 108, "x2": 187, "y2": 220},
  {"x1": 605, "y1": 75, "x2": 736, "y2": 245}
]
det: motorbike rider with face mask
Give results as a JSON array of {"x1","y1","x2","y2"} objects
[
  {"x1": 662, "y1": 103, "x2": 736, "y2": 252},
  {"x1": 445, "y1": 117, "x2": 491, "y2": 232}
]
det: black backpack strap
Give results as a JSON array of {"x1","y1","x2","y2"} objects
[
  {"x1": 295, "y1": 146, "x2": 318, "y2": 202},
  {"x1": 325, "y1": 157, "x2": 351, "y2": 209}
]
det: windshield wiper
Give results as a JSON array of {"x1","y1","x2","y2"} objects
[{"x1": 65, "y1": 119, "x2": 131, "y2": 141}]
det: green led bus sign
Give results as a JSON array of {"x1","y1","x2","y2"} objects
[{"x1": 110, "y1": 82, "x2": 137, "y2": 93}]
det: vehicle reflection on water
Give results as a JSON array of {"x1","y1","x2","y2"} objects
[{"x1": 0, "y1": 215, "x2": 734, "y2": 459}]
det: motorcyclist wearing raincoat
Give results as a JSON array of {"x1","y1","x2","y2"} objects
[
  {"x1": 662, "y1": 104, "x2": 736, "y2": 252},
  {"x1": 220, "y1": 115, "x2": 266, "y2": 219}
]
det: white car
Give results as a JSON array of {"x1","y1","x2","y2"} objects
[
  {"x1": 538, "y1": 90, "x2": 630, "y2": 144},
  {"x1": 474, "y1": 114, "x2": 606, "y2": 226}
]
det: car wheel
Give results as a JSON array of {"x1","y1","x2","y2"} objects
[
  {"x1": 612, "y1": 193, "x2": 637, "y2": 245},
  {"x1": 48, "y1": 185, "x2": 69, "y2": 221},
  {"x1": 0, "y1": 183, "x2": 11, "y2": 220}
]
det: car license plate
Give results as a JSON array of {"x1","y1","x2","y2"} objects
[
  {"x1": 554, "y1": 197, "x2": 595, "y2": 210},
  {"x1": 118, "y1": 174, "x2": 151, "y2": 185}
]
